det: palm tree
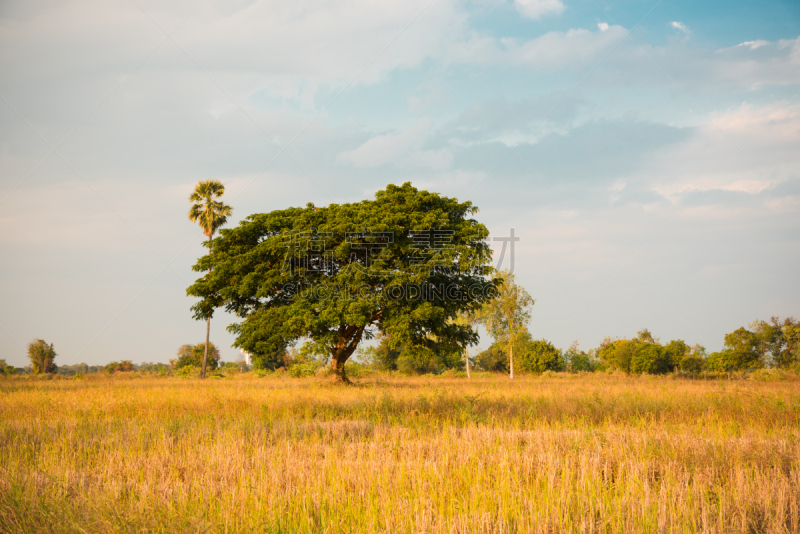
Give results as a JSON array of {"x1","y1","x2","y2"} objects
[{"x1": 188, "y1": 180, "x2": 232, "y2": 379}]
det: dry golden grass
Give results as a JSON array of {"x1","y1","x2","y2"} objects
[{"x1": 0, "y1": 373, "x2": 798, "y2": 533}]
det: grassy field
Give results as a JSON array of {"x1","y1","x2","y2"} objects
[{"x1": 0, "y1": 373, "x2": 798, "y2": 533}]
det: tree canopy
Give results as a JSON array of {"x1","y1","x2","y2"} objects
[{"x1": 186, "y1": 183, "x2": 498, "y2": 382}]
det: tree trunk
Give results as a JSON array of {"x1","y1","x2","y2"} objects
[
  {"x1": 465, "y1": 347, "x2": 471, "y2": 379},
  {"x1": 331, "y1": 352, "x2": 351, "y2": 384},
  {"x1": 329, "y1": 325, "x2": 365, "y2": 384},
  {"x1": 509, "y1": 343, "x2": 514, "y2": 380},
  {"x1": 200, "y1": 266, "x2": 211, "y2": 379},
  {"x1": 201, "y1": 316, "x2": 210, "y2": 379}
]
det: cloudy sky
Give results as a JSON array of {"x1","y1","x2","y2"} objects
[{"x1": 1, "y1": 0, "x2": 799, "y2": 366}]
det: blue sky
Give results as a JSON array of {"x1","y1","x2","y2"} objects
[{"x1": 1, "y1": 0, "x2": 799, "y2": 366}]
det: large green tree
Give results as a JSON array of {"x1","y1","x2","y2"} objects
[
  {"x1": 478, "y1": 270, "x2": 534, "y2": 379},
  {"x1": 188, "y1": 180, "x2": 233, "y2": 379},
  {"x1": 186, "y1": 183, "x2": 497, "y2": 383},
  {"x1": 723, "y1": 327, "x2": 762, "y2": 370}
]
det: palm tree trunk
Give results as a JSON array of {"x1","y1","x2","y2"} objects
[
  {"x1": 201, "y1": 316, "x2": 210, "y2": 379},
  {"x1": 201, "y1": 266, "x2": 210, "y2": 379}
]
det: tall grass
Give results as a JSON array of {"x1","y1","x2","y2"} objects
[{"x1": 0, "y1": 373, "x2": 798, "y2": 533}]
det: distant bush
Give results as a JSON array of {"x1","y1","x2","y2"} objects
[
  {"x1": 679, "y1": 354, "x2": 704, "y2": 373},
  {"x1": 288, "y1": 361, "x2": 324, "y2": 378},
  {"x1": 747, "y1": 368, "x2": 788, "y2": 382},
  {"x1": 600, "y1": 332, "x2": 684, "y2": 375},
  {"x1": 517, "y1": 339, "x2": 564, "y2": 373},
  {"x1": 173, "y1": 343, "x2": 219, "y2": 371},
  {"x1": 104, "y1": 361, "x2": 135, "y2": 373},
  {"x1": 136, "y1": 362, "x2": 171, "y2": 374},
  {"x1": 0, "y1": 359, "x2": 16, "y2": 376},
  {"x1": 28, "y1": 339, "x2": 57, "y2": 374},
  {"x1": 475, "y1": 343, "x2": 507, "y2": 372},
  {"x1": 370, "y1": 334, "x2": 463, "y2": 375},
  {"x1": 630, "y1": 342, "x2": 670, "y2": 374},
  {"x1": 563, "y1": 343, "x2": 598, "y2": 372},
  {"x1": 476, "y1": 337, "x2": 564, "y2": 374}
]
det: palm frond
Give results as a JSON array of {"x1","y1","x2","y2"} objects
[{"x1": 188, "y1": 180, "x2": 233, "y2": 238}]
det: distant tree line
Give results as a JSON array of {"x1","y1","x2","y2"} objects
[
  {"x1": 3, "y1": 315, "x2": 797, "y2": 378},
  {"x1": 346, "y1": 317, "x2": 799, "y2": 376}
]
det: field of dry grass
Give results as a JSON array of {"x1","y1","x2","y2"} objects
[{"x1": 0, "y1": 373, "x2": 798, "y2": 533}]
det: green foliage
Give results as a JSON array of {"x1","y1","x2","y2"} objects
[
  {"x1": 518, "y1": 338, "x2": 564, "y2": 373},
  {"x1": 137, "y1": 362, "x2": 171, "y2": 374},
  {"x1": 104, "y1": 361, "x2": 135, "y2": 373},
  {"x1": 702, "y1": 318, "x2": 799, "y2": 372},
  {"x1": 629, "y1": 342, "x2": 662, "y2": 374},
  {"x1": 782, "y1": 320, "x2": 800, "y2": 368},
  {"x1": 27, "y1": 339, "x2": 57, "y2": 374},
  {"x1": 600, "y1": 333, "x2": 683, "y2": 374},
  {"x1": 563, "y1": 342, "x2": 596, "y2": 372},
  {"x1": 751, "y1": 317, "x2": 800, "y2": 368},
  {"x1": 474, "y1": 337, "x2": 563, "y2": 374},
  {"x1": 369, "y1": 334, "x2": 463, "y2": 375},
  {"x1": 722, "y1": 327, "x2": 762, "y2": 370},
  {"x1": 373, "y1": 338, "x2": 401, "y2": 371},
  {"x1": 679, "y1": 354, "x2": 704, "y2": 373},
  {"x1": 174, "y1": 343, "x2": 220, "y2": 371},
  {"x1": 396, "y1": 346, "x2": 440, "y2": 375},
  {"x1": 663, "y1": 340, "x2": 688, "y2": 371},
  {"x1": 475, "y1": 343, "x2": 507, "y2": 372},
  {"x1": 187, "y1": 183, "x2": 497, "y2": 381},
  {"x1": 601, "y1": 339, "x2": 634, "y2": 372}
]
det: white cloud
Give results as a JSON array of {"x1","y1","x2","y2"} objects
[
  {"x1": 337, "y1": 118, "x2": 453, "y2": 169},
  {"x1": 649, "y1": 103, "x2": 800, "y2": 202},
  {"x1": 514, "y1": 0, "x2": 565, "y2": 20},
  {"x1": 671, "y1": 21, "x2": 689, "y2": 34},
  {"x1": 738, "y1": 40, "x2": 769, "y2": 50},
  {"x1": 597, "y1": 22, "x2": 609, "y2": 32},
  {"x1": 446, "y1": 25, "x2": 627, "y2": 69},
  {"x1": 720, "y1": 180, "x2": 773, "y2": 194},
  {"x1": 0, "y1": 0, "x2": 469, "y2": 114}
]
